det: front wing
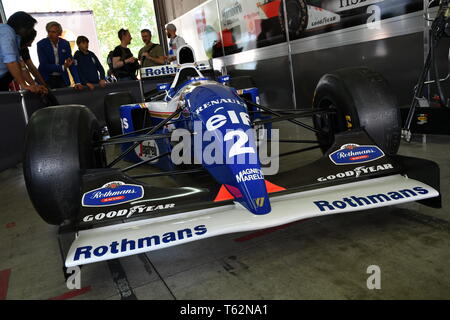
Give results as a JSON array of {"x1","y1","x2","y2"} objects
[{"x1": 66, "y1": 174, "x2": 438, "y2": 267}]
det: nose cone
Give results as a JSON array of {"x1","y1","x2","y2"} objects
[
  {"x1": 187, "y1": 84, "x2": 272, "y2": 216},
  {"x1": 229, "y1": 168, "x2": 271, "y2": 215}
]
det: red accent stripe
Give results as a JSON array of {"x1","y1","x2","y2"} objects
[
  {"x1": 234, "y1": 219, "x2": 310, "y2": 243},
  {"x1": 259, "y1": 1, "x2": 281, "y2": 18},
  {"x1": 48, "y1": 286, "x2": 92, "y2": 300},
  {"x1": 225, "y1": 184, "x2": 243, "y2": 198},
  {"x1": 214, "y1": 185, "x2": 235, "y2": 202},
  {"x1": 101, "y1": 196, "x2": 125, "y2": 203},
  {"x1": 350, "y1": 155, "x2": 369, "y2": 161},
  {"x1": 0, "y1": 269, "x2": 12, "y2": 300},
  {"x1": 265, "y1": 180, "x2": 286, "y2": 193},
  {"x1": 214, "y1": 181, "x2": 286, "y2": 203}
]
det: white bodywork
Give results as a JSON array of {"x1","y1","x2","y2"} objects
[
  {"x1": 66, "y1": 175, "x2": 439, "y2": 267},
  {"x1": 140, "y1": 60, "x2": 212, "y2": 79}
]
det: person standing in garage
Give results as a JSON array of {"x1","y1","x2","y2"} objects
[
  {"x1": 166, "y1": 24, "x2": 186, "y2": 64},
  {"x1": 0, "y1": 11, "x2": 46, "y2": 93},
  {"x1": 19, "y1": 29, "x2": 48, "y2": 89},
  {"x1": 37, "y1": 21, "x2": 84, "y2": 90},
  {"x1": 138, "y1": 29, "x2": 165, "y2": 68},
  {"x1": 73, "y1": 36, "x2": 107, "y2": 90},
  {"x1": 112, "y1": 29, "x2": 139, "y2": 81}
]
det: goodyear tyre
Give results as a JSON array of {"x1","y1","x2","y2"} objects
[
  {"x1": 23, "y1": 105, "x2": 105, "y2": 225},
  {"x1": 313, "y1": 67, "x2": 401, "y2": 155},
  {"x1": 279, "y1": 0, "x2": 308, "y2": 39}
]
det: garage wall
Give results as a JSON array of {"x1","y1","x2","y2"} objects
[
  {"x1": 167, "y1": 0, "x2": 436, "y2": 109},
  {"x1": 291, "y1": 32, "x2": 426, "y2": 108},
  {"x1": 165, "y1": 0, "x2": 209, "y2": 21}
]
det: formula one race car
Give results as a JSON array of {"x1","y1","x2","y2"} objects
[{"x1": 23, "y1": 46, "x2": 441, "y2": 267}]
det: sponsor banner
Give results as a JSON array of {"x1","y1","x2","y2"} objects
[
  {"x1": 194, "y1": 98, "x2": 247, "y2": 115},
  {"x1": 329, "y1": 144, "x2": 385, "y2": 165},
  {"x1": 236, "y1": 168, "x2": 264, "y2": 183},
  {"x1": 72, "y1": 225, "x2": 208, "y2": 262},
  {"x1": 135, "y1": 140, "x2": 160, "y2": 163},
  {"x1": 308, "y1": 5, "x2": 341, "y2": 29},
  {"x1": 313, "y1": 186, "x2": 430, "y2": 213},
  {"x1": 324, "y1": 0, "x2": 385, "y2": 13},
  {"x1": 317, "y1": 163, "x2": 394, "y2": 182},
  {"x1": 141, "y1": 61, "x2": 212, "y2": 79},
  {"x1": 82, "y1": 182, "x2": 144, "y2": 208},
  {"x1": 82, "y1": 203, "x2": 176, "y2": 223}
]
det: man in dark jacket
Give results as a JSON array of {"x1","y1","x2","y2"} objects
[
  {"x1": 37, "y1": 21, "x2": 83, "y2": 89},
  {"x1": 73, "y1": 36, "x2": 106, "y2": 90},
  {"x1": 112, "y1": 29, "x2": 139, "y2": 81},
  {"x1": 20, "y1": 29, "x2": 47, "y2": 88}
]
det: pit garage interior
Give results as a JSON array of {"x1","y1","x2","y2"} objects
[{"x1": 0, "y1": 0, "x2": 449, "y2": 300}]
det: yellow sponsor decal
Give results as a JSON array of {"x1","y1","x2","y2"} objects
[
  {"x1": 345, "y1": 115, "x2": 353, "y2": 129},
  {"x1": 150, "y1": 112, "x2": 181, "y2": 120},
  {"x1": 417, "y1": 114, "x2": 428, "y2": 125},
  {"x1": 254, "y1": 197, "x2": 265, "y2": 208},
  {"x1": 417, "y1": 115, "x2": 428, "y2": 121}
]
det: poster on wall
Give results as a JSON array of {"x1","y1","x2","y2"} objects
[
  {"x1": 171, "y1": 0, "x2": 223, "y2": 61},
  {"x1": 216, "y1": 0, "x2": 424, "y2": 53},
  {"x1": 218, "y1": 0, "x2": 291, "y2": 52},
  {"x1": 171, "y1": 0, "x2": 424, "y2": 59}
]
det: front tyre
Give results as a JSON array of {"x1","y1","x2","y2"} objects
[
  {"x1": 313, "y1": 67, "x2": 401, "y2": 155},
  {"x1": 23, "y1": 105, "x2": 105, "y2": 225}
]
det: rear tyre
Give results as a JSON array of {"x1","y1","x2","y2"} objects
[
  {"x1": 279, "y1": 0, "x2": 308, "y2": 39},
  {"x1": 104, "y1": 91, "x2": 134, "y2": 137},
  {"x1": 23, "y1": 105, "x2": 105, "y2": 225},
  {"x1": 313, "y1": 67, "x2": 401, "y2": 155}
]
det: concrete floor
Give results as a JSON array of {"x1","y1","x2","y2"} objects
[{"x1": 0, "y1": 131, "x2": 449, "y2": 300}]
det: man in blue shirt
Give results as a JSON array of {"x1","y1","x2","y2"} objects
[
  {"x1": 0, "y1": 11, "x2": 46, "y2": 93},
  {"x1": 73, "y1": 36, "x2": 106, "y2": 90},
  {"x1": 37, "y1": 21, "x2": 83, "y2": 90}
]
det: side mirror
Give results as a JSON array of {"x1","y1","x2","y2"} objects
[
  {"x1": 217, "y1": 75, "x2": 231, "y2": 84},
  {"x1": 156, "y1": 83, "x2": 171, "y2": 92}
]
